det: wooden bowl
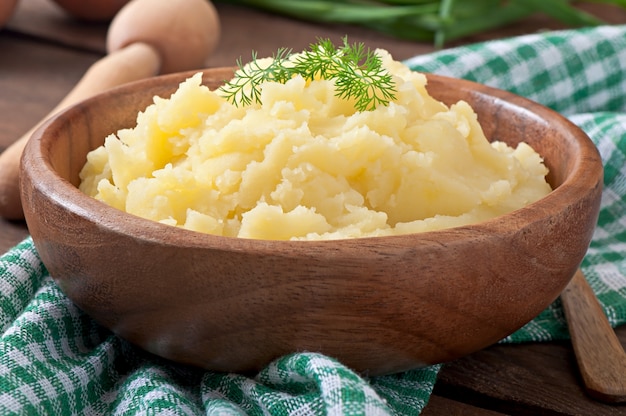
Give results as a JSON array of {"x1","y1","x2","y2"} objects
[{"x1": 20, "y1": 68, "x2": 603, "y2": 376}]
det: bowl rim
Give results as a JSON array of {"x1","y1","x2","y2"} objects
[{"x1": 22, "y1": 69, "x2": 604, "y2": 255}]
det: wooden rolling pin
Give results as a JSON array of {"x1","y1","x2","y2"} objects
[{"x1": 0, "y1": 0, "x2": 220, "y2": 220}]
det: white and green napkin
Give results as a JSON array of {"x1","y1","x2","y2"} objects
[{"x1": 2, "y1": 25, "x2": 626, "y2": 415}]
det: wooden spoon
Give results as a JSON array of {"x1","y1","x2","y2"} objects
[
  {"x1": 561, "y1": 268, "x2": 626, "y2": 403},
  {"x1": 0, "y1": 0, "x2": 220, "y2": 220}
]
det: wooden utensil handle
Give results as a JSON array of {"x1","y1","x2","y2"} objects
[
  {"x1": 561, "y1": 268, "x2": 626, "y2": 403},
  {"x1": 0, "y1": 42, "x2": 160, "y2": 220}
]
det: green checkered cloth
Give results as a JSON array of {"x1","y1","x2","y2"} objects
[{"x1": 2, "y1": 25, "x2": 626, "y2": 415}]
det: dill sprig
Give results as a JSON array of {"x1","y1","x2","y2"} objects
[
  {"x1": 219, "y1": 37, "x2": 397, "y2": 111},
  {"x1": 219, "y1": 48, "x2": 293, "y2": 107}
]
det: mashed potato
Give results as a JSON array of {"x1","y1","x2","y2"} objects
[{"x1": 79, "y1": 50, "x2": 551, "y2": 240}]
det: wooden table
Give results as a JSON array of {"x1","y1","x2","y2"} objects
[{"x1": 2, "y1": 1, "x2": 625, "y2": 414}]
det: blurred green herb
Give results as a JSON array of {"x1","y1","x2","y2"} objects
[
  {"x1": 219, "y1": 37, "x2": 397, "y2": 111},
  {"x1": 217, "y1": 0, "x2": 618, "y2": 48}
]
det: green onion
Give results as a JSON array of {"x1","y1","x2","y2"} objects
[{"x1": 216, "y1": 0, "x2": 623, "y2": 47}]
